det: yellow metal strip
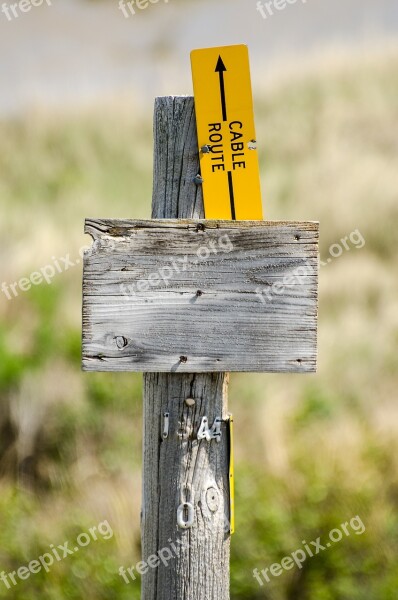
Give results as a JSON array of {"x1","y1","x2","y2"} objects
[
  {"x1": 191, "y1": 44, "x2": 262, "y2": 535},
  {"x1": 228, "y1": 414, "x2": 235, "y2": 534},
  {"x1": 191, "y1": 44, "x2": 263, "y2": 220}
]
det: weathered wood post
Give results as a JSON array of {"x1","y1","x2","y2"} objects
[{"x1": 141, "y1": 96, "x2": 231, "y2": 599}]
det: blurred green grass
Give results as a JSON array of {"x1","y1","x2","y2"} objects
[{"x1": 1, "y1": 48, "x2": 398, "y2": 599}]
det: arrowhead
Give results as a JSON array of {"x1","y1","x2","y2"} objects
[{"x1": 215, "y1": 56, "x2": 227, "y2": 72}]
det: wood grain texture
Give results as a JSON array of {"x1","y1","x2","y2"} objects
[
  {"x1": 82, "y1": 219, "x2": 318, "y2": 373},
  {"x1": 141, "y1": 97, "x2": 230, "y2": 600},
  {"x1": 142, "y1": 372, "x2": 230, "y2": 600}
]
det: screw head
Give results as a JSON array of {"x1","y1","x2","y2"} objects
[
  {"x1": 193, "y1": 174, "x2": 204, "y2": 185},
  {"x1": 185, "y1": 398, "x2": 195, "y2": 407}
]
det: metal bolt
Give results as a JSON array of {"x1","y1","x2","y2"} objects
[
  {"x1": 185, "y1": 398, "x2": 195, "y2": 407},
  {"x1": 193, "y1": 174, "x2": 204, "y2": 185},
  {"x1": 201, "y1": 145, "x2": 211, "y2": 154}
]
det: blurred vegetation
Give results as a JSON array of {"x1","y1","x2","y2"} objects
[{"x1": 1, "y1": 48, "x2": 398, "y2": 599}]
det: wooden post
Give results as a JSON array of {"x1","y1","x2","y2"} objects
[{"x1": 142, "y1": 97, "x2": 231, "y2": 599}]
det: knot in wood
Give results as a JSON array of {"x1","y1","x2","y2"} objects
[
  {"x1": 206, "y1": 487, "x2": 219, "y2": 513},
  {"x1": 115, "y1": 336, "x2": 128, "y2": 349}
]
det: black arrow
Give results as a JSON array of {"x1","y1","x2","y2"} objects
[
  {"x1": 228, "y1": 171, "x2": 236, "y2": 220},
  {"x1": 215, "y1": 56, "x2": 227, "y2": 122},
  {"x1": 215, "y1": 56, "x2": 235, "y2": 219}
]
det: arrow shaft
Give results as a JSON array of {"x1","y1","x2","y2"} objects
[
  {"x1": 218, "y1": 71, "x2": 227, "y2": 122},
  {"x1": 227, "y1": 171, "x2": 236, "y2": 220}
]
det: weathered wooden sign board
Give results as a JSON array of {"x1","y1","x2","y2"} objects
[
  {"x1": 83, "y1": 219, "x2": 318, "y2": 373},
  {"x1": 82, "y1": 45, "x2": 319, "y2": 600}
]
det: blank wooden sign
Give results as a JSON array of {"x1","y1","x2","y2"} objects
[{"x1": 82, "y1": 219, "x2": 318, "y2": 373}]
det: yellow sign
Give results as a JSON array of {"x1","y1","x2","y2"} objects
[{"x1": 191, "y1": 44, "x2": 263, "y2": 220}]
